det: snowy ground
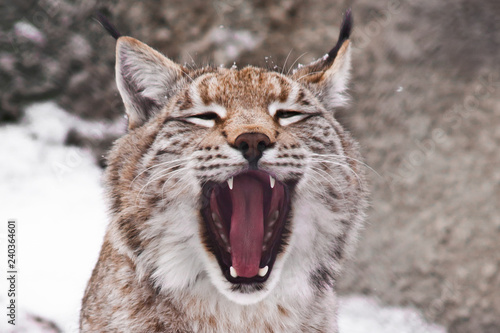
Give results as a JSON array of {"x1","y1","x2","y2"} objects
[{"x1": 0, "y1": 102, "x2": 446, "y2": 332}]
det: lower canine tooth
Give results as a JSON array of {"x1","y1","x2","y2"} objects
[
  {"x1": 270, "y1": 176, "x2": 275, "y2": 188},
  {"x1": 258, "y1": 266, "x2": 269, "y2": 277},
  {"x1": 230, "y1": 266, "x2": 238, "y2": 278},
  {"x1": 269, "y1": 210, "x2": 279, "y2": 226},
  {"x1": 220, "y1": 233, "x2": 228, "y2": 243},
  {"x1": 227, "y1": 177, "x2": 234, "y2": 190}
]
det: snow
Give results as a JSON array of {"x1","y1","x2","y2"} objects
[
  {"x1": 0, "y1": 102, "x2": 446, "y2": 332},
  {"x1": 338, "y1": 296, "x2": 446, "y2": 333},
  {"x1": 0, "y1": 103, "x2": 109, "y2": 333},
  {"x1": 14, "y1": 21, "x2": 46, "y2": 45}
]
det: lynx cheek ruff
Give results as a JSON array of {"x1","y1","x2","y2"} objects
[{"x1": 82, "y1": 10, "x2": 367, "y2": 332}]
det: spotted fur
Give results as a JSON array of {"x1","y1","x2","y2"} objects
[{"x1": 81, "y1": 10, "x2": 367, "y2": 333}]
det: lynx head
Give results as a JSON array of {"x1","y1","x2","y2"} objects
[{"x1": 104, "y1": 9, "x2": 366, "y2": 305}]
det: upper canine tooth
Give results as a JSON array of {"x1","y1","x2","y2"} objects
[
  {"x1": 258, "y1": 266, "x2": 269, "y2": 277},
  {"x1": 270, "y1": 176, "x2": 275, "y2": 188},
  {"x1": 227, "y1": 177, "x2": 234, "y2": 190},
  {"x1": 230, "y1": 266, "x2": 238, "y2": 278}
]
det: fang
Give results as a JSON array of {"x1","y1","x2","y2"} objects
[
  {"x1": 269, "y1": 210, "x2": 279, "y2": 226},
  {"x1": 258, "y1": 266, "x2": 269, "y2": 277},
  {"x1": 230, "y1": 266, "x2": 238, "y2": 278}
]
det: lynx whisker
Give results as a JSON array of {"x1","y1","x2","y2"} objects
[
  {"x1": 185, "y1": 51, "x2": 198, "y2": 69},
  {"x1": 131, "y1": 157, "x2": 191, "y2": 189},
  {"x1": 182, "y1": 70, "x2": 195, "y2": 83},
  {"x1": 286, "y1": 52, "x2": 308, "y2": 76},
  {"x1": 159, "y1": 167, "x2": 195, "y2": 201},
  {"x1": 296, "y1": 70, "x2": 324, "y2": 82},
  {"x1": 146, "y1": 159, "x2": 189, "y2": 181},
  {"x1": 310, "y1": 153, "x2": 382, "y2": 179},
  {"x1": 307, "y1": 165, "x2": 347, "y2": 201},
  {"x1": 281, "y1": 49, "x2": 293, "y2": 75},
  {"x1": 135, "y1": 165, "x2": 189, "y2": 205},
  {"x1": 309, "y1": 157, "x2": 365, "y2": 189}
]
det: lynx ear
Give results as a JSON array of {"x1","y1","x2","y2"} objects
[
  {"x1": 116, "y1": 37, "x2": 184, "y2": 129},
  {"x1": 292, "y1": 9, "x2": 353, "y2": 110}
]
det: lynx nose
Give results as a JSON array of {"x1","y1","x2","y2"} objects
[{"x1": 234, "y1": 133, "x2": 271, "y2": 165}]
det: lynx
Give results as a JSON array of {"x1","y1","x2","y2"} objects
[{"x1": 81, "y1": 9, "x2": 367, "y2": 332}]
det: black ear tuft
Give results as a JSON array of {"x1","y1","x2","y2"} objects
[
  {"x1": 93, "y1": 12, "x2": 122, "y2": 40},
  {"x1": 327, "y1": 8, "x2": 353, "y2": 62}
]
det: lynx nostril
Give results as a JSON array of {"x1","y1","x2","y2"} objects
[
  {"x1": 257, "y1": 141, "x2": 267, "y2": 152},
  {"x1": 238, "y1": 141, "x2": 250, "y2": 153},
  {"x1": 233, "y1": 133, "x2": 271, "y2": 165}
]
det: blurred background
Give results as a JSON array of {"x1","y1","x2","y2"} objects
[{"x1": 1, "y1": 0, "x2": 499, "y2": 332}]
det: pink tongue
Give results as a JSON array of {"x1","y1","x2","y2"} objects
[{"x1": 229, "y1": 175, "x2": 264, "y2": 278}]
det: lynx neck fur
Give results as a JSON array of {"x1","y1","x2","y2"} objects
[{"x1": 81, "y1": 9, "x2": 367, "y2": 333}]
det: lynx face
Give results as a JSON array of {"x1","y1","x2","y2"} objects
[{"x1": 104, "y1": 12, "x2": 366, "y2": 306}]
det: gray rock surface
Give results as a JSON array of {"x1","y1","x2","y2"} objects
[
  {"x1": 339, "y1": 1, "x2": 500, "y2": 332},
  {"x1": 2, "y1": 0, "x2": 499, "y2": 331}
]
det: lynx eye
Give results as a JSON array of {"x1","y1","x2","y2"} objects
[
  {"x1": 275, "y1": 110, "x2": 302, "y2": 119},
  {"x1": 275, "y1": 109, "x2": 308, "y2": 126},
  {"x1": 184, "y1": 112, "x2": 219, "y2": 127},
  {"x1": 190, "y1": 112, "x2": 219, "y2": 120}
]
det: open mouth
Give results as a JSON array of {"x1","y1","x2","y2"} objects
[{"x1": 201, "y1": 170, "x2": 292, "y2": 284}]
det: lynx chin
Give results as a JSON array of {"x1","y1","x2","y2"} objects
[{"x1": 81, "y1": 9, "x2": 367, "y2": 333}]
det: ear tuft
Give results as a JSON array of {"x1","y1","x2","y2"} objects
[
  {"x1": 291, "y1": 9, "x2": 353, "y2": 110},
  {"x1": 93, "y1": 12, "x2": 122, "y2": 40},
  {"x1": 116, "y1": 37, "x2": 184, "y2": 129},
  {"x1": 327, "y1": 8, "x2": 352, "y2": 62}
]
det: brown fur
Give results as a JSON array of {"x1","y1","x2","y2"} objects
[{"x1": 81, "y1": 12, "x2": 366, "y2": 332}]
